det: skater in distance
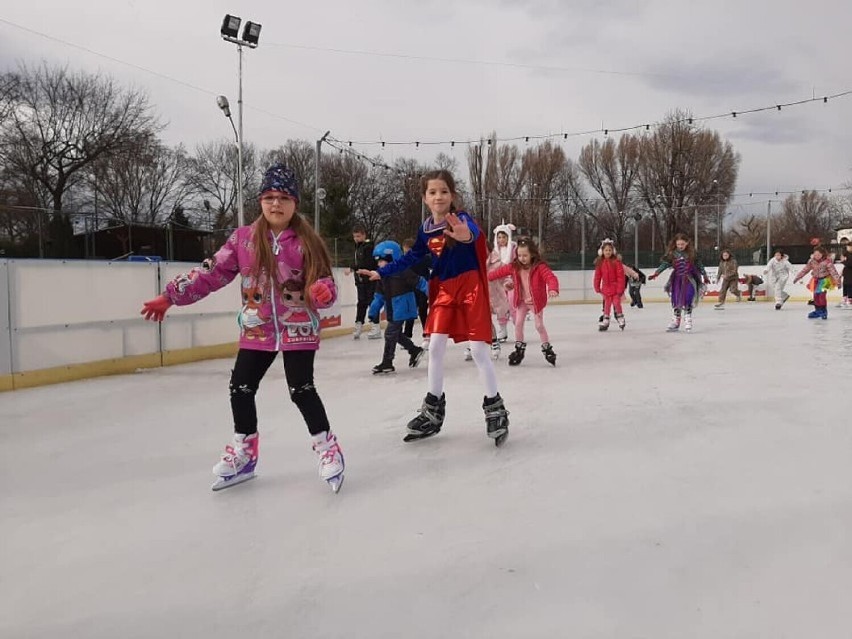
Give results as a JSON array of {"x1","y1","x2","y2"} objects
[
  {"x1": 593, "y1": 239, "x2": 626, "y2": 332},
  {"x1": 648, "y1": 233, "x2": 710, "y2": 332},
  {"x1": 140, "y1": 163, "x2": 346, "y2": 493},
  {"x1": 359, "y1": 170, "x2": 511, "y2": 446},
  {"x1": 487, "y1": 236, "x2": 559, "y2": 365}
]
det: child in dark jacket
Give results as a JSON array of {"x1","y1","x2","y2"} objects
[
  {"x1": 369, "y1": 241, "x2": 427, "y2": 373},
  {"x1": 623, "y1": 262, "x2": 646, "y2": 308}
]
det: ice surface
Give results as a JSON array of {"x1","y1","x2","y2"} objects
[{"x1": 2, "y1": 301, "x2": 851, "y2": 638}]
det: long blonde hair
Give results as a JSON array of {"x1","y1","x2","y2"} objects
[{"x1": 252, "y1": 213, "x2": 333, "y2": 310}]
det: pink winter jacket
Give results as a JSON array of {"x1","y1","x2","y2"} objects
[
  {"x1": 163, "y1": 224, "x2": 337, "y2": 352},
  {"x1": 488, "y1": 262, "x2": 559, "y2": 313}
]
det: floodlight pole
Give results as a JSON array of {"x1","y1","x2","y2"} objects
[{"x1": 236, "y1": 43, "x2": 244, "y2": 228}]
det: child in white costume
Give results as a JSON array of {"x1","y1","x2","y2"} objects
[
  {"x1": 763, "y1": 248, "x2": 794, "y2": 310},
  {"x1": 489, "y1": 223, "x2": 518, "y2": 341}
]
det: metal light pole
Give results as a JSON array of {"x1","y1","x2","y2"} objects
[
  {"x1": 633, "y1": 213, "x2": 642, "y2": 266},
  {"x1": 216, "y1": 95, "x2": 242, "y2": 226},
  {"x1": 766, "y1": 200, "x2": 772, "y2": 261},
  {"x1": 315, "y1": 131, "x2": 330, "y2": 231},
  {"x1": 220, "y1": 15, "x2": 262, "y2": 228},
  {"x1": 580, "y1": 212, "x2": 587, "y2": 300}
]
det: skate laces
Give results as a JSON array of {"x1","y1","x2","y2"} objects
[{"x1": 314, "y1": 437, "x2": 340, "y2": 466}]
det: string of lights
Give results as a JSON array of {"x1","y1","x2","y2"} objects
[{"x1": 328, "y1": 89, "x2": 852, "y2": 148}]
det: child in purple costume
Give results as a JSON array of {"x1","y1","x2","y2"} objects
[{"x1": 648, "y1": 233, "x2": 709, "y2": 332}]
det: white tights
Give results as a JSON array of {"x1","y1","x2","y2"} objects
[{"x1": 427, "y1": 334, "x2": 499, "y2": 398}]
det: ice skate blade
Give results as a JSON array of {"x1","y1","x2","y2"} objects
[
  {"x1": 211, "y1": 471, "x2": 256, "y2": 491},
  {"x1": 403, "y1": 429, "x2": 440, "y2": 443},
  {"x1": 492, "y1": 431, "x2": 509, "y2": 447},
  {"x1": 326, "y1": 474, "x2": 344, "y2": 493}
]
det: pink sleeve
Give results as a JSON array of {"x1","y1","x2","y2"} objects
[{"x1": 164, "y1": 233, "x2": 241, "y2": 306}]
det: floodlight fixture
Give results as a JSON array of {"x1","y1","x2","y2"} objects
[{"x1": 220, "y1": 14, "x2": 241, "y2": 40}]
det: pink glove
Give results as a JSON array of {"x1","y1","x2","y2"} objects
[
  {"x1": 310, "y1": 281, "x2": 333, "y2": 305},
  {"x1": 141, "y1": 295, "x2": 172, "y2": 322}
]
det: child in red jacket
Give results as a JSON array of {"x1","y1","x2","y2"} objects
[
  {"x1": 594, "y1": 239, "x2": 626, "y2": 331},
  {"x1": 488, "y1": 237, "x2": 559, "y2": 366}
]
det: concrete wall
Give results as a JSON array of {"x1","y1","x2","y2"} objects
[{"x1": 0, "y1": 258, "x2": 839, "y2": 390}]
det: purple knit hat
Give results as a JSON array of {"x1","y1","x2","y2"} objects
[{"x1": 259, "y1": 163, "x2": 299, "y2": 202}]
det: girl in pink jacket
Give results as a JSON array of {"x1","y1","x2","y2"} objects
[
  {"x1": 488, "y1": 237, "x2": 559, "y2": 366},
  {"x1": 141, "y1": 164, "x2": 345, "y2": 493},
  {"x1": 593, "y1": 239, "x2": 626, "y2": 331}
]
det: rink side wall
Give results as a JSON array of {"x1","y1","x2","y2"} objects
[{"x1": 0, "y1": 259, "x2": 838, "y2": 391}]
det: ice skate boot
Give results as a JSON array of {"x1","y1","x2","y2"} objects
[
  {"x1": 408, "y1": 346, "x2": 425, "y2": 368},
  {"x1": 404, "y1": 392, "x2": 446, "y2": 442},
  {"x1": 807, "y1": 308, "x2": 821, "y2": 319},
  {"x1": 312, "y1": 431, "x2": 345, "y2": 493},
  {"x1": 541, "y1": 342, "x2": 556, "y2": 366},
  {"x1": 666, "y1": 310, "x2": 681, "y2": 332},
  {"x1": 598, "y1": 315, "x2": 610, "y2": 331},
  {"x1": 464, "y1": 346, "x2": 473, "y2": 361},
  {"x1": 615, "y1": 313, "x2": 626, "y2": 330},
  {"x1": 491, "y1": 339, "x2": 501, "y2": 360},
  {"x1": 367, "y1": 323, "x2": 382, "y2": 339},
  {"x1": 372, "y1": 361, "x2": 395, "y2": 374},
  {"x1": 211, "y1": 432, "x2": 259, "y2": 491},
  {"x1": 507, "y1": 341, "x2": 526, "y2": 366},
  {"x1": 683, "y1": 311, "x2": 693, "y2": 332},
  {"x1": 353, "y1": 321, "x2": 364, "y2": 339},
  {"x1": 496, "y1": 324, "x2": 508, "y2": 343},
  {"x1": 483, "y1": 394, "x2": 510, "y2": 446},
  {"x1": 818, "y1": 306, "x2": 828, "y2": 320}
]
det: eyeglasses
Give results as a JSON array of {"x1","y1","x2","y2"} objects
[{"x1": 260, "y1": 195, "x2": 294, "y2": 204}]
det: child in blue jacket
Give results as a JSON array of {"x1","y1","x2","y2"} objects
[{"x1": 369, "y1": 241, "x2": 427, "y2": 373}]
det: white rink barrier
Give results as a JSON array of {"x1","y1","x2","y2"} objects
[{"x1": 0, "y1": 259, "x2": 840, "y2": 390}]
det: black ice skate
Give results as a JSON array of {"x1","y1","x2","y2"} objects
[
  {"x1": 507, "y1": 341, "x2": 526, "y2": 366},
  {"x1": 372, "y1": 361, "x2": 395, "y2": 374},
  {"x1": 541, "y1": 342, "x2": 556, "y2": 366},
  {"x1": 598, "y1": 315, "x2": 610, "y2": 331},
  {"x1": 403, "y1": 392, "x2": 446, "y2": 442},
  {"x1": 408, "y1": 347, "x2": 425, "y2": 368},
  {"x1": 615, "y1": 313, "x2": 626, "y2": 330},
  {"x1": 483, "y1": 393, "x2": 510, "y2": 446}
]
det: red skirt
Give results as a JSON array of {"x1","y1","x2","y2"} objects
[{"x1": 426, "y1": 270, "x2": 492, "y2": 343}]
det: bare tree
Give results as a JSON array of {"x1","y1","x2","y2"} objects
[
  {"x1": 633, "y1": 110, "x2": 739, "y2": 247},
  {"x1": 0, "y1": 63, "x2": 160, "y2": 255},
  {"x1": 728, "y1": 214, "x2": 766, "y2": 248},
  {"x1": 771, "y1": 191, "x2": 838, "y2": 245},
  {"x1": 185, "y1": 139, "x2": 258, "y2": 228},
  {"x1": 88, "y1": 138, "x2": 193, "y2": 226}
]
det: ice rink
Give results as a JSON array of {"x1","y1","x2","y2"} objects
[{"x1": 2, "y1": 300, "x2": 851, "y2": 638}]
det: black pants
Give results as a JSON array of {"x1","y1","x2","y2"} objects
[
  {"x1": 403, "y1": 291, "x2": 429, "y2": 338},
  {"x1": 383, "y1": 321, "x2": 418, "y2": 363},
  {"x1": 229, "y1": 349, "x2": 330, "y2": 436},
  {"x1": 355, "y1": 278, "x2": 377, "y2": 324},
  {"x1": 629, "y1": 286, "x2": 643, "y2": 307},
  {"x1": 843, "y1": 281, "x2": 852, "y2": 298}
]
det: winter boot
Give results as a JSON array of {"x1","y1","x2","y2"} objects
[
  {"x1": 683, "y1": 311, "x2": 694, "y2": 332},
  {"x1": 211, "y1": 432, "x2": 259, "y2": 491},
  {"x1": 541, "y1": 342, "x2": 557, "y2": 366},
  {"x1": 483, "y1": 393, "x2": 510, "y2": 446},
  {"x1": 818, "y1": 306, "x2": 828, "y2": 320},
  {"x1": 666, "y1": 310, "x2": 682, "y2": 332},
  {"x1": 508, "y1": 341, "x2": 526, "y2": 366},
  {"x1": 408, "y1": 346, "x2": 425, "y2": 368},
  {"x1": 367, "y1": 323, "x2": 382, "y2": 339},
  {"x1": 312, "y1": 431, "x2": 345, "y2": 492},
  {"x1": 372, "y1": 360, "x2": 395, "y2": 374},
  {"x1": 404, "y1": 392, "x2": 446, "y2": 442},
  {"x1": 353, "y1": 321, "x2": 364, "y2": 339},
  {"x1": 615, "y1": 313, "x2": 626, "y2": 330},
  {"x1": 807, "y1": 307, "x2": 821, "y2": 319},
  {"x1": 491, "y1": 339, "x2": 501, "y2": 360},
  {"x1": 598, "y1": 315, "x2": 610, "y2": 331}
]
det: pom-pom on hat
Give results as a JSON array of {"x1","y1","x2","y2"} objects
[{"x1": 259, "y1": 163, "x2": 299, "y2": 202}]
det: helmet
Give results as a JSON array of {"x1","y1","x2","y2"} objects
[{"x1": 373, "y1": 240, "x2": 402, "y2": 262}]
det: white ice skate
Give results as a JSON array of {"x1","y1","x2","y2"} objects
[
  {"x1": 366, "y1": 323, "x2": 382, "y2": 340},
  {"x1": 683, "y1": 312, "x2": 693, "y2": 332},
  {"x1": 211, "y1": 432, "x2": 259, "y2": 491},
  {"x1": 496, "y1": 325, "x2": 508, "y2": 342},
  {"x1": 666, "y1": 312, "x2": 681, "y2": 332},
  {"x1": 312, "y1": 431, "x2": 345, "y2": 493},
  {"x1": 491, "y1": 341, "x2": 501, "y2": 359},
  {"x1": 353, "y1": 322, "x2": 364, "y2": 339}
]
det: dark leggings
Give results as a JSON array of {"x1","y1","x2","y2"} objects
[
  {"x1": 355, "y1": 279, "x2": 376, "y2": 324},
  {"x1": 229, "y1": 349, "x2": 330, "y2": 436},
  {"x1": 383, "y1": 321, "x2": 418, "y2": 362},
  {"x1": 403, "y1": 292, "x2": 429, "y2": 338}
]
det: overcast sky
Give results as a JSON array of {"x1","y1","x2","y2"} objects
[{"x1": 2, "y1": 0, "x2": 851, "y2": 216}]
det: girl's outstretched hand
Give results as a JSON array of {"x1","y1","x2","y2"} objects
[
  {"x1": 444, "y1": 213, "x2": 472, "y2": 242},
  {"x1": 648, "y1": 273, "x2": 658, "y2": 281},
  {"x1": 141, "y1": 295, "x2": 172, "y2": 322},
  {"x1": 357, "y1": 269, "x2": 381, "y2": 281},
  {"x1": 310, "y1": 281, "x2": 333, "y2": 305},
  {"x1": 548, "y1": 290, "x2": 559, "y2": 298}
]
